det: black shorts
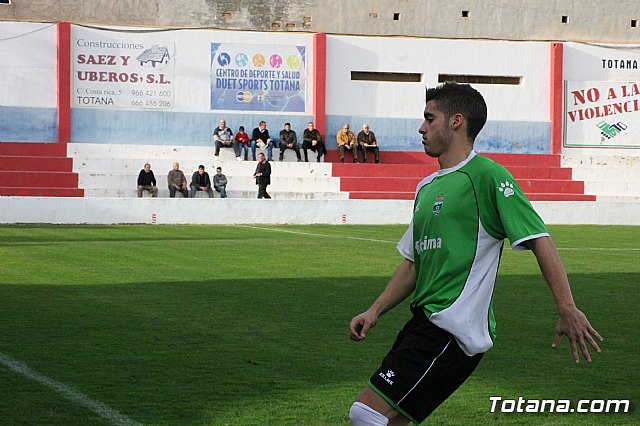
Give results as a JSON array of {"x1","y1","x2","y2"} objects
[{"x1": 368, "y1": 308, "x2": 484, "y2": 424}]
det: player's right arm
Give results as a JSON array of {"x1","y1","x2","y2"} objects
[{"x1": 349, "y1": 259, "x2": 416, "y2": 341}]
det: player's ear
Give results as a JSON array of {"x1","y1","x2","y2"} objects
[{"x1": 450, "y1": 113, "x2": 464, "y2": 131}]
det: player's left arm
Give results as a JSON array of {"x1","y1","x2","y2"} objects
[{"x1": 526, "y1": 236, "x2": 603, "y2": 363}]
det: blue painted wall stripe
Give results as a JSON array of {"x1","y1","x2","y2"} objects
[
  {"x1": 325, "y1": 115, "x2": 551, "y2": 154},
  {"x1": 71, "y1": 109, "x2": 313, "y2": 146},
  {"x1": 0, "y1": 106, "x2": 57, "y2": 143},
  {"x1": 55, "y1": 108, "x2": 550, "y2": 154}
]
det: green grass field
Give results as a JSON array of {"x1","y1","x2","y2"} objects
[{"x1": 0, "y1": 224, "x2": 638, "y2": 425}]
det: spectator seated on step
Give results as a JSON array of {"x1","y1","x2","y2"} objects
[
  {"x1": 168, "y1": 162, "x2": 189, "y2": 198},
  {"x1": 337, "y1": 123, "x2": 358, "y2": 163},
  {"x1": 137, "y1": 162, "x2": 158, "y2": 197},
  {"x1": 356, "y1": 124, "x2": 380, "y2": 163},
  {"x1": 278, "y1": 122, "x2": 302, "y2": 162},
  {"x1": 302, "y1": 121, "x2": 326, "y2": 162},
  {"x1": 235, "y1": 126, "x2": 250, "y2": 161},
  {"x1": 213, "y1": 118, "x2": 240, "y2": 161},
  {"x1": 213, "y1": 166, "x2": 228, "y2": 198},
  {"x1": 251, "y1": 120, "x2": 274, "y2": 161},
  {"x1": 190, "y1": 164, "x2": 214, "y2": 198}
]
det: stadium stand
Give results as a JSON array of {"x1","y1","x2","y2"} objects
[
  {"x1": 0, "y1": 143, "x2": 83, "y2": 197},
  {"x1": 68, "y1": 143, "x2": 346, "y2": 200},
  {"x1": 326, "y1": 151, "x2": 597, "y2": 201},
  {"x1": 62, "y1": 143, "x2": 605, "y2": 202}
]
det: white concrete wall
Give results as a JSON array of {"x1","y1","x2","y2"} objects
[
  {"x1": 326, "y1": 35, "x2": 551, "y2": 122},
  {"x1": 0, "y1": 198, "x2": 413, "y2": 225},
  {"x1": 0, "y1": 22, "x2": 57, "y2": 108},
  {"x1": 1, "y1": 198, "x2": 640, "y2": 226},
  {"x1": 5, "y1": 1, "x2": 640, "y2": 44}
]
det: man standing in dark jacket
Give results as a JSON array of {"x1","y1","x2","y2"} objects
[
  {"x1": 253, "y1": 152, "x2": 271, "y2": 199},
  {"x1": 137, "y1": 162, "x2": 158, "y2": 197},
  {"x1": 190, "y1": 165, "x2": 214, "y2": 198}
]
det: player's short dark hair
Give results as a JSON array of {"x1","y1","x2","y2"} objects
[
  {"x1": 239, "y1": 126, "x2": 244, "y2": 131},
  {"x1": 216, "y1": 167, "x2": 222, "y2": 171},
  {"x1": 198, "y1": 164, "x2": 205, "y2": 170},
  {"x1": 284, "y1": 122, "x2": 291, "y2": 127},
  {"x1": 425, "y1": 82, "x2": 487, "y2": 141},
  {"x1": 259, "y1": 120, "x2": 266, "y2": 125}
]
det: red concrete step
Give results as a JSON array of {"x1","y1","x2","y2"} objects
[
  {"x1": 332, "y1": 163, "x2": 438, "y2": 177},
  {"x1": 526, "y1": 193, "x2": 596, "y2": 201},
  {"x1": 0, "y1": 187, "x2": 84, "y2": 197},
  {"x1": 340, "y1": 177, "x2": 585, "y2": 194},
  {"x1": 483, "y1": 153, "x2": 561, "y2": 167},
  {"x1": 340, "y1": 177, "x2": 420, "y2": 192},
  {"x1": 0, "y1": 156, "x2": 74, "y2": 172},
  {"x1": 325, "y1": 151, "x2": 434, "y2": 165},
  {"x1": 349, "y1": 191, "x2": 415, "y2": 200},
  {"x1": 348, "y1": 191, "x2": 596, "y2": 201},
  {"x1": 517, "y1": 179, "x2": 585, "y2": 194},
  {"x1": 509, "y1": 167, "x2": 572, "y2": 180},
  {"x1": 326, "y1": 151, "x2": 562, "y2": 167},
  {"x1": 0, "y1": 171, "x2": 79, "y2": 188},
  {"x1": 332, "y1": 164, "x2": 573, "y2": 180},
  {"x1": 0, "y1": 142, "x2": 66, "y2": 157}
]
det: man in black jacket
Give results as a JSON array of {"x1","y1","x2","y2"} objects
[
  {"x1": 190, "y1": 165, "x2": 214, "y2": 198},
  {"x1": 137, "y1": 162, "x2": 158, "y2": 197},
  {"x1": 251, "y1": 121, "x2": 274, "y2": 161},
  {"x1": 302, "y1": 121, "x2": 325, "y2": 162},
  {"x1": 253, "y1": 152, "x2": 271, "y2": 199},
  {"x1": 279, "y1": 122, "x2": 302, "y2": 161}
]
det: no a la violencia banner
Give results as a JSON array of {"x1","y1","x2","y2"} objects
[
  {"x1": 210, "y1": 43, "x2": 306, "y2": 112},
  {"x1": 564, "y1": 80, "x2": 640, "y2": 148}
]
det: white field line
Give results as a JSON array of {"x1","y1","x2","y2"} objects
[
  {"x1": 240, "y1": 226, "x2": 640, "y2": 251},
  {"x1": 239, "y1": 225, "x2": 398, "y2": 244},
  {"x1": 0, "y1": 352, "x2": 142, "y2": 426}
]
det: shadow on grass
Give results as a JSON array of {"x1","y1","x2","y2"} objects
[{"x1": 0, "y1": 273, "x2": 638, "y2": 425}]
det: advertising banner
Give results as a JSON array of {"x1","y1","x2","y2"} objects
[
  {"x1": 210, "y1": 43, "x2": 306, "y2": 112},
  {"x1": 73, "y1": 37, "x2": 175, "y2": 109},
  {"x1": 565, "y1": 80, "x2": 640, "y2": 148}
]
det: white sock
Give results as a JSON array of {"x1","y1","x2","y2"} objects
[{"x1": 350, "y1": 402, "x2": 389, "y2": 426}]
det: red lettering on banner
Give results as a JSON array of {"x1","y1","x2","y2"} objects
[
  {"x1": 77, "y1": 71, "x2": 142, "y2": 83},
  {"x1": 571, "y1": 88, "x2": 600, "y2": 106},
  {"x1": 568, "y1": 111, "x2": 579, "y2": 122},
  {"x1": 76, "y1": 54, "x2": 117, "y2": 65},
  {"x1": 621, "y1": 83, "x2": 640, "y2": 97}
]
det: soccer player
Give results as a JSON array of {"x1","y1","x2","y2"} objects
[{"x1": 348, "y1": 82, "x2": 603, "y2": 426}]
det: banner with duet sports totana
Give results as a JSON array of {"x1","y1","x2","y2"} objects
[{"x1": 210, "y1": 43, "x2": 307, "y2": 113}]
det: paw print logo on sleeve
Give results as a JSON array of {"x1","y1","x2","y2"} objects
[{"x1": 498, "y1": 181, "x2": 515, "y2": 198}]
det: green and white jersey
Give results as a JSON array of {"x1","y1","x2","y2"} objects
[{"x1": 397, "y1": 151, "x2": 548, "y2": 356}]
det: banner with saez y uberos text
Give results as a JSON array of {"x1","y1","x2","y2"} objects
[{"x1": 73, "y1": 36, "x2": 175, "y2": 109}]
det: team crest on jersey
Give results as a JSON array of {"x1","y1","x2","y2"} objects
[
  {"x1": 432, "y1": 193, "x2": 445, "y2": 215},
  {"x1": 498, "y1": 181, "x2": 515, "y2": 198}
]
